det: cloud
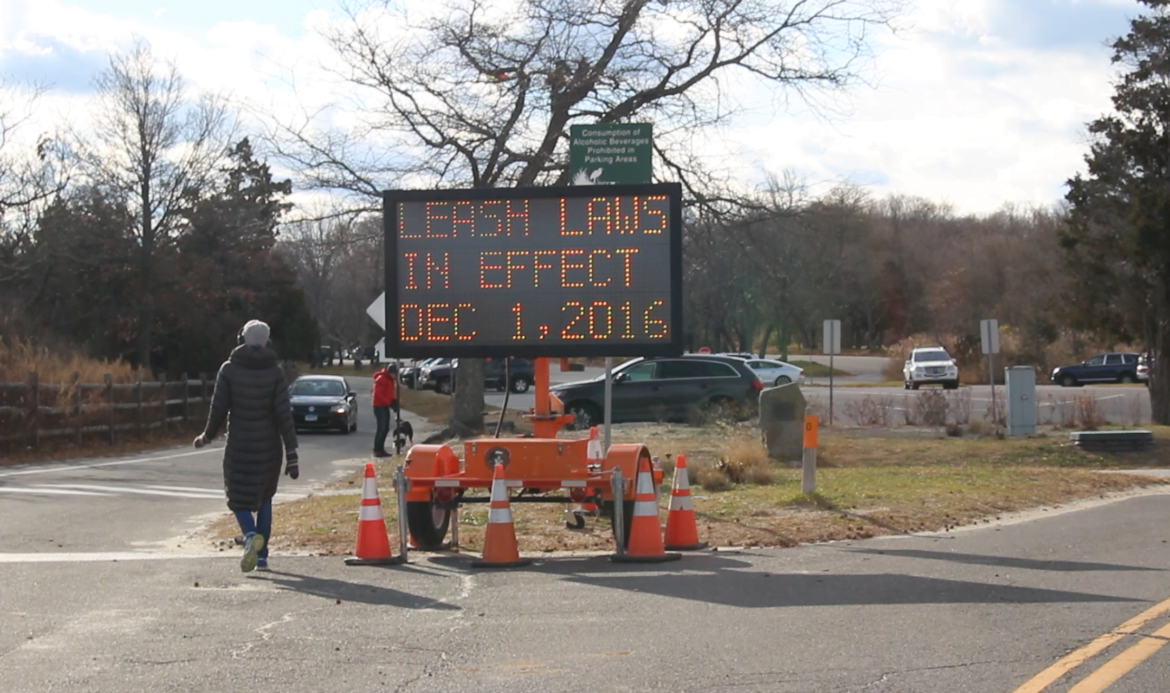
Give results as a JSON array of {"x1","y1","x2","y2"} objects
[
  {"x1": 0, "y1": 0, "x2": 1148, "y2": 215},
  {"x1": 0, "y1": 34, "x2": 106, "y2": 93}
]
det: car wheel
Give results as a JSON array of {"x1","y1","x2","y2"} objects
[
  {"x1": 338, "y1": 417, "x2": 350, "y2": 435},
  {"x1": 437, "y1": 379, "x2": 452, "y2": 395},
  {"x1": 774, "y1": 375, "x2": 792, "y2": 386},
  {"x1": 566, "y1": 401, "x2": 601, "y2": 431},
  {"x1": 1060, "y1": 374, "x2": 1078, "y2": 388},
  {"x1": 910, "y1": 382, "x2": 919, "y2": 391},
  {"x1": 511, "y1": 377, "x2": 531, "y2": 394},
  {"x1": 944, "y1": 380, "x2": 959, "y2": 390},
  {"x1": 1119, "y1": 373, "x2": 1137, "y2": 384},
  {"x1": 406, "y1": 493, "x2": 452, "y2": 550}
]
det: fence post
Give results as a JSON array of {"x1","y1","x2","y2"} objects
[
  {"x1": 181, "y1": 372, "x2": 189, "y2": 425},
  {"x1": 27, "y1": 371, "x2": 39, "y2": 450},
  {"x1": 159, "y1": 373, "x2": 168, "y2": 435},
  {"x1": 200, "y1": 372, "x2": 209, "y2": 421},
  {"x1": 136, "y1": 380, "x2": 144, "y2": 440},
  {"x1": 73, "y1": 371, "x2": 82, "y2": 446},
  {"x1": 105, "y1": 374, "x2": 114, "y2": 444}
]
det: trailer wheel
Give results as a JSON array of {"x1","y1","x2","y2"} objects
[
  {"x1": 603, "y1": 499, "x2": 635, "y2": 550},
  {"x1": 406, "y1": 493, "x2": 451, "y2": 550}
]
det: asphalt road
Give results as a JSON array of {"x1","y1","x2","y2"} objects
[
  {"x1": 3, "y1": 365, "x2": 1165, "y2": 691},
  {"x1": 3, "y1": 459, "x2": 1170, "y2": 692}
]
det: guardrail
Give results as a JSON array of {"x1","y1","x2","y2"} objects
[{"x1": 0, "y1": 372, "x2": 212, "y2": 449}]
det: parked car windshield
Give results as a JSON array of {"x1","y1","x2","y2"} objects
[
  {"x1": 914, "y1": 350, "x2": 950, "y2": 362},
  {"x1": 290, "y1": 379, "x2": 346, "y2": 397}
]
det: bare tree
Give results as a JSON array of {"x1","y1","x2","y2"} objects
[
  {"x1": 82, "y1": 40, "x2": 232, "y2": 370},
  {"x1": 272, "y1": 0, "x2": 902, "y2": 431},
  {"x1": 0, "y1": 82, "x2": 71, "y2": 287}
]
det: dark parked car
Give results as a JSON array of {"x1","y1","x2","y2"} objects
[
  {"x1": 289, "y1": 375, "x2": 358, "y2": 434},
  {"x1": 428, "y1": 357, "x2": 535, "y2": 395},
  {"x1": 550, "y1": 354, "x2": 764, "y2": 430},
  {"x1": 400, "y1": 357, "x2": 441, "y2": 389},
  {"x1": 1050, "y1": 352, "x2": 1140, "y2": 387}
]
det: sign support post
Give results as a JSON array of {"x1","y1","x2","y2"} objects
[
  {"x1": 981, "y1": 319, "x2": 1000, "y2": 424},
  {"x1": 823, "y1": 319, "x2": 841, "y2": 426}
]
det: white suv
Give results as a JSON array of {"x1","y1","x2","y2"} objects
[{"x1": 903, "y1": 347, "x2": 959, "y2": 390}]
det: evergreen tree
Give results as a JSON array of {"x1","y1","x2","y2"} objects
[{"x1": 1064, "y1": 0, "x2": 1170, "y2": 423}]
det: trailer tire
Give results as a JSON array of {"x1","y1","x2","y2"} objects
[
  {"x1": 603, "y1": 499, "x2": 635, "y2": 550},
  {"x1": 406, "y1": 495, "x2": 451, "y2": 550}
]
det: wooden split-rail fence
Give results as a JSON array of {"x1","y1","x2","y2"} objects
[{"x1": 0, "y1": 372, "x2": 214, "y2": 449}]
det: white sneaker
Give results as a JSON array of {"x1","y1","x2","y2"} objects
[{"x1": 241, "y1": 533, "x2": 265, "y2": 573}]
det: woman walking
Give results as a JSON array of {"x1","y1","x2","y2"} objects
[{"x1": 195, "y1": 320, "x2": 299, "y2": 572}]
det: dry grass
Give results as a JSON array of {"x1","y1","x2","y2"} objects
[
  {"x1": 199, "y1": 424, "x2": 1170, "y2": 555},
  {"x1": 0, "y1": 338, "x2": 140, "y2": 385}
]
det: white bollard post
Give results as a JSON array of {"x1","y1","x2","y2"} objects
[{"x1": 802, "y1": 416, "x2": 819, "y2": 495}]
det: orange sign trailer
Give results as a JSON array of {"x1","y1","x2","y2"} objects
[{"x1": 399, "y1": 357, "x2": 661, "y2": 552}]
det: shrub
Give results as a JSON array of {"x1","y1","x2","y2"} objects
[
  {"x1": 844, "y1": 395, "x2": 897, "y2": 426},
  {"x1": 692, "y1": 463, "x2": 733, "y2": 491}
]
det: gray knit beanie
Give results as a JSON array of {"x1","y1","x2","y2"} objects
[{"x1": 241, "y1": 320, "x2": 270, "y2": 347}]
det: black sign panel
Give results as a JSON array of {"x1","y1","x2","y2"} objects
[{"x1": 384, "y1": 183, "x2": 683, "y2": 358}]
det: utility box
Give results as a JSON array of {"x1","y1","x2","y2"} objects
[{"x1": 1005, "y1": 366, "x2": 1037, "y2": 436}]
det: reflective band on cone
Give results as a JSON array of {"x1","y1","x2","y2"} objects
[
  {"x1": 664, "y1": 454, "x2": 708, "y2": 551},
  {"x1": 611, "y1": 455, "x2": 681, "y2": 564},
  {"x1": 471, "y1": 463, "x2": 531, "y2": 569},
  {"x1": 345, "y1": 462, "x2": 404, "y2": 566}
]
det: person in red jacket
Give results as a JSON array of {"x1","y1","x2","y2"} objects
[{"x1": 372, "y1": 364, "x2": 398, "y2": 457}]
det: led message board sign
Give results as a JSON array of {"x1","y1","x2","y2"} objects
[{"x1": 383, "y1": 183, "x2": 683, "y2": 358}]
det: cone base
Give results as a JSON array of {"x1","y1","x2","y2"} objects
[
  {"x1": 344, "y1": 555, "x2": 407, "y2": 566},
  {"x1": 470, "y1": 558, "x2": 532, "y2": 569},
  {"x1": 665, "y1": 541, "x2": 709, "y2": 551},
  {"x1": 610, "y1": 552, "x2": 682, "y2": 563}
]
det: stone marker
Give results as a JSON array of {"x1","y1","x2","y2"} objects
[{"x1": 759, "y1": 384, "x2": 807, "y2": 463}]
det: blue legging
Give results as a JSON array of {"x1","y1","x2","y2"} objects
[{"x1": 234, "y1": 497, "x2": 272, "y2": 559}]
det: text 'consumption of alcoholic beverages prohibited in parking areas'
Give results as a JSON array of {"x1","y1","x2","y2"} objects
[
  {"x1": 568, "y1": 123, "x2": 652, "y2": 186},
  {"x1": 383, "y1": 183, "x2": 684, "y2": 359}
]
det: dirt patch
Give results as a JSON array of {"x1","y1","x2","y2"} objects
[{"x1": 199, "y1": 424, "x2": 1170, "y2": 555}]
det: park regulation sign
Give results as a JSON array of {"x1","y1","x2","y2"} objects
[
  {"x1": 383, "y1": 183, "x2": 683, "y2": 359},
  {"x1": 568, "y1": 124, "x2": 652, "y2": 185}
]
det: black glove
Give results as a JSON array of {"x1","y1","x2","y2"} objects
[{"x1": 285, "y1": 450, "x2": 299, "y2": 480}]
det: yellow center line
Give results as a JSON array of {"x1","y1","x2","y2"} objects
[
  {"x1": 1011, "y1": 596, "x2": 1170, "y2": 693},
  {"x1": 1066, "y1": 620, "x2": 1170, "y2": 693}
]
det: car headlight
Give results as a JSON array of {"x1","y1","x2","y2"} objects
[
  {"x1": 333, "y1": 405, "x2": 348, "y2": 414},
  {"x1": 914, "y1": 367, "x2": 924, "y2": 374}
]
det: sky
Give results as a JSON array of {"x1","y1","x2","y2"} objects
[{"x1": 0, "y1": 0, "x2": 1145, "y2": 216}]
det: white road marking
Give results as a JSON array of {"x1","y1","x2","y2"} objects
[
  {"x1": 0, "y1": 448, "x2": 219, "y2": 478},
  {"x1": 0, "y1": 487, "x2": 113, "y2": 497},
  {"x1": 35, "y1": 484, "x2": 224, "y2": 499},
  {"x1": 0, "y1": 551, "x2": 223, "y2": 563}
]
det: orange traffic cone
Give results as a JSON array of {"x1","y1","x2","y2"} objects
[
  {"x1": 664, "y1": 454, "x2": 708, "y2": 551},
  {"x1": 471, "y1": 462, "x2": 532, "y2": 569},
  {"x1": 611, "y1": 455, "x2": 681, "y2": 563},
  {"x1": 345, "y1": 463, "x2": 405, "y2": 566}
]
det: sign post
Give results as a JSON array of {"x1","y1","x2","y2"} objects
[
  {"x1": 823, "y1": 319, "x2": 841, "y2": 426},
  {"x1": 981, "y1": 318, "x2": 1000, "y2": 423},
  {"x1": 569, "y1": 124, "x2": 654, "y2": 450}
]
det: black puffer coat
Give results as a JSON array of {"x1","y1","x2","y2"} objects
[{"x1": 201, "y1": 345, "x2": 298, "y2": 511}]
